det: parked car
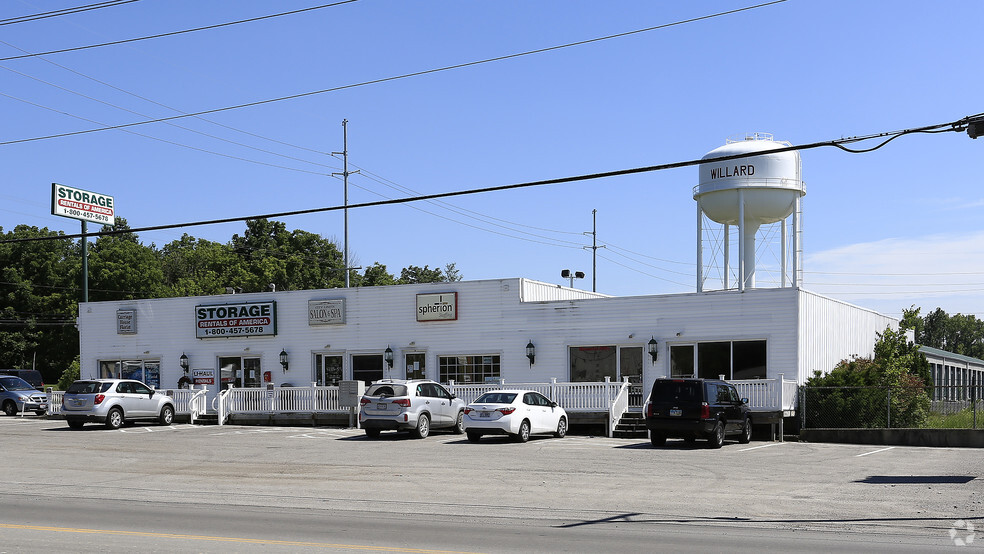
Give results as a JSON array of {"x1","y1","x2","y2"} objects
[
  {"x1": 0, "y1": 375, "x2": 48, "y2": 416},
  {"x1": 462, "y1": 389, "x2": 568, "y2": 443},
  {"x1": 645, "y1": 378, "x2": 752, "y2": 448},
  {"x1": 359, "y1": 379, "x2": 465, "y2": 439},
  {"x1": 0, "y1": 369, "x2": 44, "y2": 391},
  {"x1": 61, "y1": 379, "x2": 175, "y2": 430}
]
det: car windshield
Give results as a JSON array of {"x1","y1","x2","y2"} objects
[
  {"x1": 0, "y1": 377, "x2": 34, "y2": 391},
  {"x1": 67, "y1": 381, "x2": 112, "y2": 394},
  {"x1": 365, "y1": 384, "x2": 408, "y2": 397},
  {"x1": 475, "y1": 392, "x2": 517, "y2": 404},
  {"x1": 651, "y1": 381, "x2": 701, "y2": 403}
]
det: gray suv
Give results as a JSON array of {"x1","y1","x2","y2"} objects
[
  {"x1": 0, "y1": 375, "x2": 48, "y2": 416},
  {"x1": 359, "y1": 379, "x2": 465, "y2": 439},
  {"x1": 62, "y1": 379, "x2": 175, "y2": 430}
]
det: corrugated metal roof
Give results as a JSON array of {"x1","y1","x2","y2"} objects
[{"x1": 917, "y1": 345, "x2": 984, "y2": 367}]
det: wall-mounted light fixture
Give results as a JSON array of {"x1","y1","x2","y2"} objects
[
  {"x1": 526, "y1": 341, "x2": 536, "y2": 367},
  {"x1": 648, "y1": 337, "x2": 659, "y2": 364},
  {"x1": 179, "y1": 353, "x2": 189, "y2": 373},
  {"x1": 279, "y1": 348, "x2": 289, "y2": 372},
  {"x1": 384, "y1": 346, "x2": 394, "y2": 369}
]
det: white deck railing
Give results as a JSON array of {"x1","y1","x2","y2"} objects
[
  {"x1": 731, "y1": 375, "x2": 798, "y2": 412},
  {"x1": 44, "y1": 377, "x2": 796, "y2": 426}
]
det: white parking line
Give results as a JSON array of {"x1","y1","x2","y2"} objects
[
  {"x1": 856, "y1": 446, "x2": 896, "y2": 457},
  {"x1": 736, "y1": 442, "x2": 786, "y2": 452}
]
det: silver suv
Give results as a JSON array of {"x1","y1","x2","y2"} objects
[
  {"x1": 0, "y1": 375, "x2": 48, "y2": 416},
  {"x1": 359, "y1": 379, "x2": 465, "y2": 439},
  {"x1": 62, "y1": 379, "x2": 175, "y2": 430}
]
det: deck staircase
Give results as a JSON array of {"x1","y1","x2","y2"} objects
[{"x1": 612, "y1": 410, "x2": 648, "y2": 439}]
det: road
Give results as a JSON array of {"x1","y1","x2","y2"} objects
[{"x1": 1, "y1": 416, "x2": 980, "y2": 552}]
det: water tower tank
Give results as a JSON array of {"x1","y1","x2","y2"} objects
[{"x1": 694, "y1": 134, "x2": 805, "y2": 290}]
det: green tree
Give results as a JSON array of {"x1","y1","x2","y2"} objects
[
  {"x1": 88, "y1": 217, "x2": 166, "y2": 301},
  {"x1": 911, "y1": 307, "x2": 984, "y2": 360},
  {"x1": 357, "y1": 262, "x2": 397, "y2": 286},
  {"x1": 398, "y1": 265, "x2": 445, "y2": 284},
  {"x1": 0, "y1": 225, "x2": 79, "y2": 384},
  {"x1": 230, "y1": 219, "x2": 344, "y2": 292},
  {"x1": 805, "y1": 327, "x2": 931, "y2": 428},
  {"x1": 160, "y1": 234, "x2": 243, "y2": 296}
]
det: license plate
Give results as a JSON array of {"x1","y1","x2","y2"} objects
[
  {"x1": 669, "y1": 409, "x2": 682, "y2": 417},
  {"x1": 377, "y1": 403, "x2": 387, "y2": 410},
  {"x1": 73, "y1": 399, "x2": 85, "y2": 407},
  {"x1": 39, "y1": 404, "x2": 47, "y2": 409},
  {"x1": 480, "y1": 411, "x2": 491, "y2": 418}
]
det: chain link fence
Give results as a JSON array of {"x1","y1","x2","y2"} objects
[{"x1": 800, "y1": 385, "x2": 982, "y2": 429}]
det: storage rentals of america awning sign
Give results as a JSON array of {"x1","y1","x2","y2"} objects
[
  {"x1": 195, "y1": 301, "x2": 277, "y2": 338},
  {"x1": 51, "y1": 183, "x2": 115, "y2": 225}
]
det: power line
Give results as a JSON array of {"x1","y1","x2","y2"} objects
[
  {"x1": 5, "y1": 113, "x2": 977, "y2": 246},
  {"x1": 0, "y1": 1, "x2": 359, "y2": 61},
  {"x1": 0, "y1": 1, "x2": 138, "y2": 26},
  {"x1": 0, "y1": 0, "x2": 787, "y2": 147}
]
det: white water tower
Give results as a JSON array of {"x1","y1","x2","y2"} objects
[{"x1": 694, "y1": 134, "x2": 805, "y2": 292}]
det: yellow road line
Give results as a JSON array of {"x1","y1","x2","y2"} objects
[{"x1": 0, "y1": 523, "x2": 483, "y2": 553}]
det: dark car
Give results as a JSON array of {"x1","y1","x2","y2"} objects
[
  {"x1": 645, "y1": 378, "x2": 752, "y2": 448},
  {"x1": 0, "y1": 369, "x2": 44, "y2": 391}
]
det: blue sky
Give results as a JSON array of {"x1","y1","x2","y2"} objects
[{"x1": 2, "y1": 0, "x2": 982, "y2": 319}]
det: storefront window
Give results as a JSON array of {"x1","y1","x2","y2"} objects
[
  {"x1": 569, "y1": 346, "x2": 616, "y2": 382},
  {"x1": 438, "y1": 355, "x2": 500, "y2": 384},
  {"x1": 99, "y1": 359, "x2": 161, "y2": 388},
  {"x1": 673, "y1": 340, "x2": 768, "y2": 380}
]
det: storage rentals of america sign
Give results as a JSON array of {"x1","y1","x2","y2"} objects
[
  {"x1": 195, "y1": 301, "x2": 277, "y2": 338},
  {"x1": 51, "y1": 183, "x2": 115, "y2": 225}
]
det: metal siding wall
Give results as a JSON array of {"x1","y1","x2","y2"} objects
[
  {"x1": 796, "y1": 290, "x2": 897, "y2": 385},
  {"x1": 80, "y1": 281, "x2": 889, "y2": 395}
]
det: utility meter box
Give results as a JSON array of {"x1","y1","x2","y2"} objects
[{"x1": 339, "y1": 380, "x2": 365, "y2": 408}]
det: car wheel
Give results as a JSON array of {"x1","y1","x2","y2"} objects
[
  {"x1": 452, "y1": 411, "x2": 465, "y2": 434},
  {"x1": 411, "y1": 414, "x2": 430, "y2": 439},
  {"x1": 739, "y1": 417, "x2": 752, "y2": 444},
  {"x1": 707, "y1": 420, "x2": 725, "y2": 449},
  {"x1": 105, "y1": 407, "x2": 124, "y2": 430},
  {"x1": 512, "y1": 419, "x2": 531, "y2": 443},
  {"x1": 650, "y1": 432, "x2": 666, "y2": 447},
  {"x1": 67, "y1": 418, "x2": 85, "y2": 429},
  {"x1": 466, "y1": 431, "x2": 481, "y2": 442},
  {"x1": 554, "y1": 417, "x2": 567, "y2": 438},
  {"x1": 159, "y1": 404, "x2": 174, "y2": 426},
  {"x1": 364, "y1": 428, "x2": 380, "y2": 438},
  {"x1": 2, "y1": 400, "x2": 17, "y2": 417}
]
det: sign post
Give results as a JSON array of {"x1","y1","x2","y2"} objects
[{"x1": 50, "y1": 183, "x2": 115, "y2": 304}]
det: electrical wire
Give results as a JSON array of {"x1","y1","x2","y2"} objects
[
  {"x1": 2, "y1": 113, "x2": 978, "y2": 245},
  {"x1": 0, "y1": 1, "x2": 359, "y2": 61},
  {"x1": 0, "y1": 1, "x2": 138, "y2": 26},
  {"x1": 0, "y1": 0, "x2": 787, "y2": 146}
]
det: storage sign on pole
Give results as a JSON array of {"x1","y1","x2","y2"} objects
[{"x1": 51, "y1": 183, "x2": 114, "y2": 225}]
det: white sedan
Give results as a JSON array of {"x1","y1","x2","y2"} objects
[{"x1": 462, "y1": 389, "x2": 568, "y2": 443}]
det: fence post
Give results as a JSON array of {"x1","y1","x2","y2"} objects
[
  {"x1": 800, "y1": 386, "x2": 806, "y2": 429},
  {"x1": 886, "y1": 387, "x2": 891, "y2": 429},
  {"x1": 973, "y1": 385, "x2": 978, "y2": 430}
]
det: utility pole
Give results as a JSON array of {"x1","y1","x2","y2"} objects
[
  {"x1": 583, "y1": 209, "x2": 605, "y2": 292},
  {"x1": 332, "y1": 120, "x2": 358, "y2": 287}
]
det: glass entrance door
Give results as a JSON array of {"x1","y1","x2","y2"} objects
[
  {"x1": 405, "y1": 353, "x2": 425, "y2": 380},
  {"x1": 314, "y1": 354, "x2": 343, "y2": 386}
]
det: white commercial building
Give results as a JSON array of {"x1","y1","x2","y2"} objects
[{"x1": 77, "y1": 278, "x2": 896, "y2": 414}]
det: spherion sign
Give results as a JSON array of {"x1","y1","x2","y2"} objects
[
  {"x1": 51, "y1": 183, "x2": 115, "y2": 225},
  {"x1": 416, "y1": 292, "x2": 458, "y2": 322},
  {"x1": 195, "y1": 301, "x2": 277, "y2": 338}
]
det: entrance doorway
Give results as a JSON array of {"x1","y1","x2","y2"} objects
[
  {"x1": 218, "y1": 356, "x2": 262, "y2": 389},
  {"x1": 314, "y1": 354, "x2": 343, "y2": 386},
  {"x1": 405, "y1": 353, "x2": 425, "y2": 380},
  {"x1": 352, "y1": 354, "x2": 384, "y2": 385}
]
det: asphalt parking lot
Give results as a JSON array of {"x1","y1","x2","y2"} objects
[{"x1": 3, "y1": 415, "x2": 982, "y2": 544}]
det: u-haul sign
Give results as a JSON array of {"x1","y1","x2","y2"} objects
[{"x1": 51, "y1": 183, "x2": 115, "y2": 225}]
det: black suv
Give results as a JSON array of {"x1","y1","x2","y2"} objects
[{"x1": 645, "y1": 378, "x2": 752, "y2": 448}]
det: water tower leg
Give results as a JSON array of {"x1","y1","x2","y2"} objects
[
  {"x1": 697, "y1": 204, "x2": 703, "y2": 293},
  {"x1": 781, "y1": 217, "x2": 788, "y2": 288},
  {"x1": 738, "y1": 189, "x2": 745, "y2": 292}
]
